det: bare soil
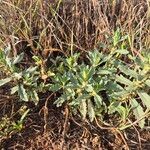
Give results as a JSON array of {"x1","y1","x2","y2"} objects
[{"x1": 0, "y1": 91, "x2": 150, "y2": 150}]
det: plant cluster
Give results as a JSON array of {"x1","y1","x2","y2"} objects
[
  {"x1": 49, "y1": 49, "x2": 150, "y2": 129},
  {"x1": 0, "y1": 45, "x2": 40, "y2": 104},
  {"x1": 0, "y1": 33, "x2": 150, "y2": 129}
]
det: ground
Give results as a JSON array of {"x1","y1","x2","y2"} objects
[{"x1": 0, "y1": 92, "x2": 150, "y2": 150}]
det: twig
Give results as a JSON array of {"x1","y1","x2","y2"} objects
[
  {"x1": 61, "y1": 105, "x2": 69, "y2": 149},
  {"x1": 95, "y1": 118, "x2": 129, "y2": 150}
]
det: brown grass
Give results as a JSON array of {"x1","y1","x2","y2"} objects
[{"x1": 0, "y1": 0, "x2": 149, "y2": 58}]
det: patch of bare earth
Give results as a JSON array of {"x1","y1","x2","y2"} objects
[{"x1": 0, "y1": 92, "x2": 150, "y2": 150}]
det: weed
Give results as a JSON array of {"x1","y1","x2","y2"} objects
[{"x1": 0, "y1": 32, "x2": 149, "y2": 129}]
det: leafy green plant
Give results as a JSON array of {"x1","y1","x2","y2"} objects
[
  {"x1": 0, "y1": 106, "x2": 29, "y2": 139},
  {"x1": 49, "y1": 48, "x2": 150, "y2": 128},
  {"x1": 0, "y1": 45, "x2": 40, "y2": 104},
  {"x1": 0, "y1": 37, "x2": 149, "y2": 129}
]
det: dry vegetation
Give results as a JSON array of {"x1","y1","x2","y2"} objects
[
  {"x1": 0, "y1": 0, "x2": 150, "y2": 149},
  {"x1": 0, "y1": 0, "x2": 149, "y2": 55}
]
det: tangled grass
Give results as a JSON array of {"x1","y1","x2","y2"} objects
[{"x1": 0, "y1": 0, "x2": 149, "y2": 56}]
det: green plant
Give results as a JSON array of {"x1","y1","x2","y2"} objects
[
  {"x1": 0, "y1": 106, "x2": 29, "y2": 139},
  {"x1": 0, "y1": 34, "x2": 149, "y2": 129},
  {"x1": 49, "y1": 48, "x2": 150, "y2": 128},
  {"x1": 0, "y1": 45, "x2": 40, "y2": 104}
]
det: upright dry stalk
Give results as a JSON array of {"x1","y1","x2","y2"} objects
[{"x1": 0, "y1": 0, "x2": 149, "y2": 57}]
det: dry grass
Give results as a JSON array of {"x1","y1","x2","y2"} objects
[{"x1": 0, "y1": 0, "x2": 149, "y2": 58}]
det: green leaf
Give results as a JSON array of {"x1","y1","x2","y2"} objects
[
  {"x1": 13, "y1": 53, "x2": 24, "y2": 64},
  {"x1": 32, "y1": 56, "x2": 41, "y2": 62},
  {"x1": 113, "y1": 28, "x2": 120, "y2": 46},
  {"x1": 32, "y1": 90, "x2": 39, "y2": 105},
  {"x1": 87, "y1": 99, "x2": 95, "y2": 122},
  {"x1": 116, "y1": 75, "x2": 132, "y2": 86},
  {"x1": 5, "y1": 57, "x2": 12, "y2": 68},
  {"x1": 97, "y1": 69, "x2": 112, "y2": 75},
  {"x1": 13, "y1": 72, "x2": 22, "y2": 80},
  {"x1": 86, "y1": 84, "x2": 93, "y2": 92},
  {"x1": 79, "y1": 99, "x2": 87, "y2": 119},
  {"x1": 130, "y1": 98, "x2": 145, "y2": 128},
  {"x1": 11, "y1": 85, "x2": 18, "y2": 94},
  {"x1": 0, "y1": 77, "x2": 12, "y2": 87},
  {"x1": 115, "y1": 105, "x2": 128, "y2": 121},
  {"x1": 113, "y1": 90, "x2": 128, "y2": 98},
  {"x1": 76, "y1": 94, "x2": 90, "y2": 102},
  {"x1": 108, "y1": 102, "x2": 120, "y2": 114},
  {"x1": 94, "y1": 94, "x2": 102, "y2": 107},
  {"x1": 145, "y1": 79, "x2": 150, "y2": 87},
  {"x1": 118, "y1": 64, "x2": 138, "y2": 78},
  {"x1": 138, "y1": 91, "x2": 150, "y2": 110},
  {"x1": 19, "y1": 109, "x2": 30, "y2": 123},
  {"x1": 115, "y1": 49, "x2": 129, "y2": 55},
  {"x1": 49, "y1": 84, "x2": 61, "y2": 92},
  {"x1": 0, "y1": 50, "x2": 5, "y2": 60},
  {"x1": 54, "y1": 94, "x2": 67, "y2": 107},
  {"x1": 87, "y1": 67, "x2": 95, "y2": 80},
  {"x1": 24, "y1": 66, "x2": 38, "y2": 74},
  {"x1": 107, "y1": 81, "x2": 123, "y2": 91},
  {"x1": 87, "y1": 50, "x2": 102, "y2": 67},
  {"x1": 119, "y1": 35, "x2": 128, "y2": 42},
  {"x1": 18, "y1": 84, "x2": 28, "y2": 102}
]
